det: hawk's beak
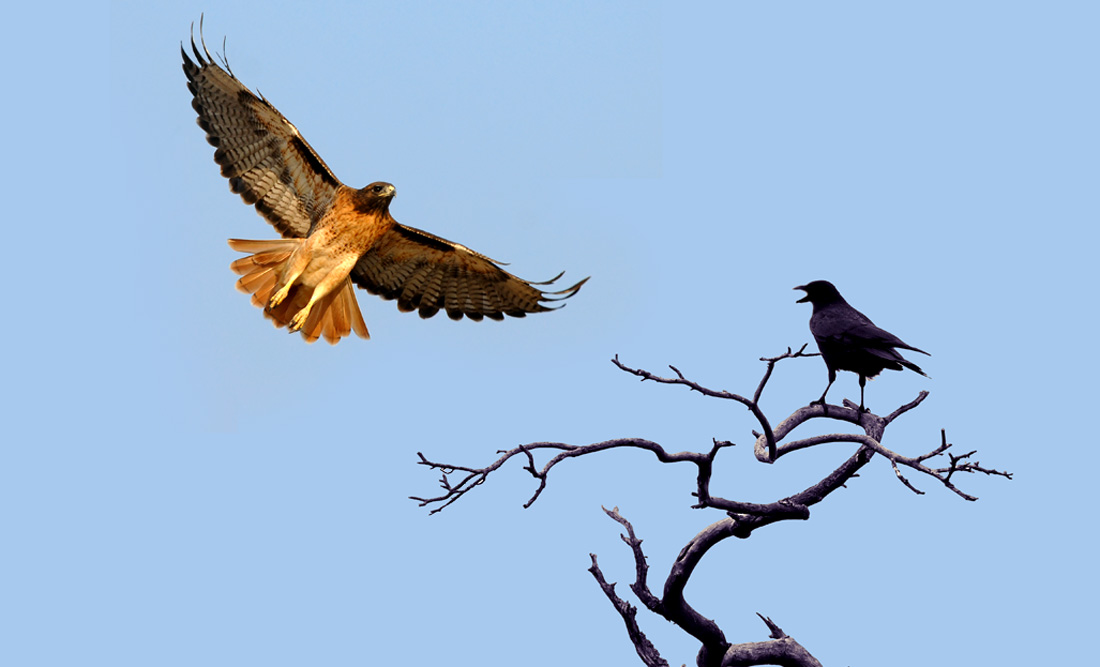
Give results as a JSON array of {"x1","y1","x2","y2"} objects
[{"x1": 794, "y1": 285, "x2": 809, "y2": 303}]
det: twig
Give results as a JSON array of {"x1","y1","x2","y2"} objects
[
  {"x1": 613, "y1": 354, "x2": 781, "y2": 462},
  {"x1": 756, "y1": 613, "x2": 787, "y2": 640},
  {"x1": 414, "y1": 361, "x2": 1008, "y2": 513},
  {"x1": 411, "y1": 439, "x2": 703, "y2": 512},
  {"x1": 588, "y1": 549, "x2": 670, "y2": 667},
  {"x1": 410, "y1": 352, "x2": 1011, "y2": 667},
  {"x1": 754, "y1": 344, "x2": 816, "y2": 405},
  {"x1": 603, "y1": 506, "x2": 666, "y2": 615}
]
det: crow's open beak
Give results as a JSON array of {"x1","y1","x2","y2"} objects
[{"x1": 794, "y1": 285, "x2": 809, "y2": 303}]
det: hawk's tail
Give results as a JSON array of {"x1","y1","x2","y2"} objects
[{"x1": 227, "y1": 239, "x2": 370, "y2": 344}]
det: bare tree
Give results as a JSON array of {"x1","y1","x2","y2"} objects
[{"x1": 411, "y1": 348, "x2": 1011, "y2": 666}]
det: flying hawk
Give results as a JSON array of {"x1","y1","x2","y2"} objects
[
  {"x1": 182, "y1": 24, "x2": 587, "y2": 344},
  {"x1": 795, "y1": 280, "x2": 929, "y2": 411}
]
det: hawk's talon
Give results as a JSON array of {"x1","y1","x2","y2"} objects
[
  {"x1": 188, "y1": 24, "x2": 586, "y2": 345},
  {"x1": 269, "y1": 286, "x2": 291, "y2": 308},
  {"x1": 288, "y1": 307, "x2": 311, "y2": 332}
]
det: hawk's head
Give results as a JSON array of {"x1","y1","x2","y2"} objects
[{"x1": 353, "y1": 182, "x2": 397, "y2": 214}]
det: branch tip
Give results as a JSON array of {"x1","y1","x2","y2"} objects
[{"x1": 756, "y1": 613, "x2": 788, "y2": 639}]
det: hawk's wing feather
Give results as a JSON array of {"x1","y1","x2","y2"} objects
[
  {"x1": 352, "y1": 223, "x2": 589, "y2": 321},
  {"x1": 182, "y1": 25, "x2": 341, "y2": 239}
]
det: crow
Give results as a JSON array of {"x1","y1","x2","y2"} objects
[{"x1": 794, "y1": 280, "x2": 930, "y2": 411}]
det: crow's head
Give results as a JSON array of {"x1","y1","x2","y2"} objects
[{"x1": 794, "y1": 280, "x2": 843, "y2": 305}]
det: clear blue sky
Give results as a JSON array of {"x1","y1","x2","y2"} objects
[{"x1": 4, "y1": 1, "x2": 1096, "y2": 665}]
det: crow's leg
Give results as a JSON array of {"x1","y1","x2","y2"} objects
[{"x1": 812, "y1": 369, "x2": 836, "y2": 413}]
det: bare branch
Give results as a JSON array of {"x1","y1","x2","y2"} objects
[
  {"x1": 612, "y1": 354, "x2": 780, "y2": 461},
  {"x1": 602, "y1": 509, "x2": 731, "y2": 667},
  {"x1": 743, "y1": 393, "x2": 1009, "y2": 500},
  {"x1": 756, "y1": 614, "x2": 786, "y2": 639},
  {"x1": 603, "y1": 506, "x2": 666, "y2": 615},
  {"x1": 884, "y1": 391, "x2": 932, "y2": 425},
  {"x1": 415, "y1": 361, "x2": 1005, "y2": 514},
  {"x1": 411, "y1": 351, "x2": 1011, "y2": 667},
  {"x1": 411, "y1": 439, "x2": 705, "y2": 513},
  {"x1": 588, "y1": 551, "x2": 670, "y2": 667},
  {"x1": 890, "y1": 459, "x2": 926, "y2": 496},
  {"x1": 722, "y1": 636, "x2": 824, "y2": 667},
  {"x1": 723, "y1": 615, "x2": 824, "y2": 666},
  {"x1": 753, "y1": 393, "x2": 928, "y2": 462},
  {"x1": 780, "y1": 427, "x2": 1010, "y2": 502},
  {"x1": 754, "y1": 344, "x2": 816, "y2": 405},
  {"x1": 599, "y1": 510, "x2": 827, "y2": 667},
  {"x1": 413, "y1": 434, "x2": 812, "y2": 519}
]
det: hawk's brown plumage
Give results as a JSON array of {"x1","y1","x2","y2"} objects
[{"x1": 182, "y1": 22, "x2": 587, "y2": 343}]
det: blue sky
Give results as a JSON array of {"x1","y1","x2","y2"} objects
[{"x1": 4, "y1": 1, "x2": 1097, "y2": 665}]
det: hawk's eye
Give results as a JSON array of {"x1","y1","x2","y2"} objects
[{"x1": 372, "y1": 185, "x2": 384, "y2": 194}]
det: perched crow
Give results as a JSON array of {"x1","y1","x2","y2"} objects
[{"x1": 794, "y1": 280, "x2": 929, "y2": 411}]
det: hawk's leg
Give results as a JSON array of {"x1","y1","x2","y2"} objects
[
  {"x1": 286, "y1": 261, "x2": 358, "y2": 333},
  {"x1": 287, "y1": 303, "x2": 314, "y2": 333},
  {"x1": 269, "y1": 246, "x2": 314, "y2": 308}
]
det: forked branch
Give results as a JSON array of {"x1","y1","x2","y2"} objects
[
  {"x1": 410, "y1": 439, "x2": 707, "y2": 514},
  {"x1": 589, "y1": 538, "x2": 670, "y2": 667},
  {"x1": 410, "y1": 351, "x2": 1011, "y2": 666},
  {"x1": 611, "y1": 346, "x2": 815, "y2": 460},
  {"x1": 593, "y1": 507, "x2": 823, "y2": 667}
]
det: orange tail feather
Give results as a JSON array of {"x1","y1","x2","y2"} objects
[{"x1": 227, "y1": 239, "x2": 371, "y2": 343}]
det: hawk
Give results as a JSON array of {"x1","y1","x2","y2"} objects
[
  {"x1": 794, "y1": 280, "x2": 929, "y2": 411},
  {"x1": 182, "y1": 24, "x2": 587, "y2": 344}
]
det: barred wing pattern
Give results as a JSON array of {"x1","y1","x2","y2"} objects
[
  {"x1": 353, "y1": 224, "x2": 589, "y2": 321},
  {"x1": 183, "y1": 20, "x2": 588, "y2": 339},
  {"x1": 182, "y1": 29, "x2": 340, "y2": 238}
]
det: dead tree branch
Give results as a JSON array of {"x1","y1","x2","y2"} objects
[
  {"x1": 589, "y1": 537, "x2": 670, "y2": 667},
  {"x1": 598, "y1": 507, "x2": 823, "y2": 667},
  {"x1": 612, "y1": 347, "x2": 816, "y2": 461},
  {"x1": 411, "y1": 351, "x2": 1011, "y2": 666}
]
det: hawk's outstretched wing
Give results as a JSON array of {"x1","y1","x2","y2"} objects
[
  {"x1": 184, "y1": 19, "x2": 588, "y2": 341},
  {"x1": 181, "y1": 24, "x2": 341, "y2": 238},
  {"x1": 352, "y1": 224, "x2": 589, "y2": 321}
]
